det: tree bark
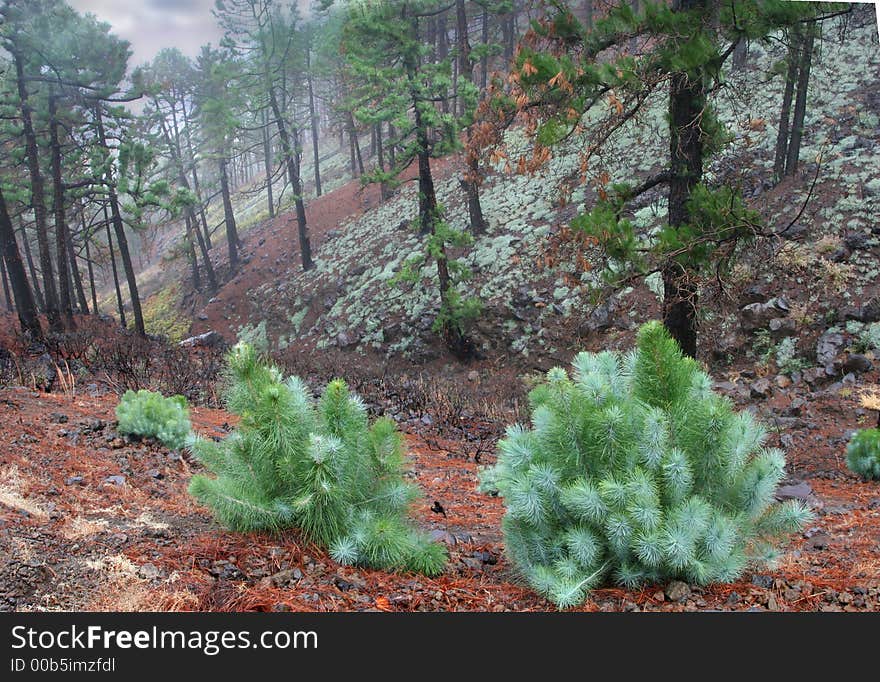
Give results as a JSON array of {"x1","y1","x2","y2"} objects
[
  {"x1": 82, "y1": 210, "x2": 98, "y2": 315},
  {"x1": 95, "y1": 108, "x2": 145, "y2": 336},
  {"x1": 261, "y1": 109, "x2": 275, "y2": 218},
  {"x1": 18, "y1": 219, "x2": 44, "y2": 311},
  {"x1": 0, "y1": 186, "x2": 43, "y2": 340},
  {"x1": 664, "y1": 0, "x2": 706, "y2": 359},
  {"x1": 773, "y1": 33, "x2": 800, "y2": 183},
  {"x1": 13, "y1": 49, "x2": 61, "y2": 332},
  {"x1": 219, "y1": 155, "x2": 239, "y2": 269},
  {"x1": 306, "y1": 47, "x2": 323, "y2": 197},
  {"x1": 0, "y1": 249, "x2": 12, "y2": 312},
  {"x1": 785, "y1": 25, "x2": 815, "y2": 178},
  {"x1": 267, "y1": 85, "x2": 313, "y2": 271},
  {"x1": 103, "y1": 205, "x2": 126, "y2": 329},
  {"x1": 48, "y1": 94, "x2": 75, "y2": 329}
]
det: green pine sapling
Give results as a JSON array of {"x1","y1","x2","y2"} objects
[
  {"x1": 115, "y1": 389, "x2": 192, "y2": 451},
  {"x1": 188, "y1": 343, "x2": 447, "y2": 576},
  {"x1": 846, "y1": 429, "x2": 880, "y2": 481},
  {"x1": 480, "y1": 321, "x2": 812, "y2": 608}
]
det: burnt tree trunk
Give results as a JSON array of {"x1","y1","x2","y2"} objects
[
  {"x1": 773, "y1": 31, "x2": 800, "y2": 182},
  {"x1": 664, "y1": 0, "x2": 706, "y2": 359},
  {"x1": 267, "y1": 84, "x2": 313, "y2": 271},
  {"x1": 13, "y1": 49, "x2": 61, "y2": 332},
  {"x1": 0, "y1": 186, "x2": 42, "y2": 339},
  {"x1": 95, "y1": 108, "x2": 144, "y2": 336},
  {"x1": 785, "y1": 25, "x2": 815, "y2": 178},
  {"x1": 219, "y1": 155, "x2": 239, "y2": 270},
  {"x1": 48, "y1": 94, "x2": 75, "y2": 329},
  {"x1": 306, "y1": 48, "x2": 322, "y2": 197}
]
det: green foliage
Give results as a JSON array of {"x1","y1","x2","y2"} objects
[
  {"x1": 774, "y1": 337, "x2": 808, "y2": 376},
  {"x1": 116, "y1": 389, "x2": 192, "y2": 451},
  {"x1": 236, "y1": 320, "x2": 269, "y2": 355},
  {"x1": 188, "y1": 343, "x2": 447, "y2": 575},
  {"x1": 480, "y1": 321, "x2": 811, "y2": 608},
  {"x1": 846, "y1": 429, "x2": 880, "y2": 481},
  {"x1": 852, "y1": 323, "x2": 880, "y2": 354}
]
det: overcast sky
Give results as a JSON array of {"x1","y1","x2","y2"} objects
[{"x1": 67, "y1": 0, "x2": 225, "y2": 68}]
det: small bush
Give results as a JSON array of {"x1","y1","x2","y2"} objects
[
  {"x1": 116, "y1": 389, "x2": 192, "y2": 450},
  {"x1": 480, "y1": 321, "x2": 812, "y2": 608},
  {"x1": 188, "y1": 343, "x2": 447, "y2": 576},
  {"x1": 846, "y1": 428, "x2": 880, "y2": 480}
]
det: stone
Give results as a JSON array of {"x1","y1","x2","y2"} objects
[
  {"x1": 104, "y1": 475, "x2": 126, "y2": 486},
  {"x1": 844, "y1": 232, "x2": 872, "y2": 251},
  {"x1": 775, "y1": 374, "x2": 792, "y2": 389},
  {"x1": 816, "y1": 331, "x2": 845, "y2": 367},
  {"x1": 741, "y1": 298, "x2": 789, "y2": 332},
  {"x1": 665, "y1": 581, "x2": 691, "y2": 602},
  {"x1": 775, "y1": 481, "x2": 812, "y2": 502},
  {"x1": 137, "y1": 563, "x2": 163, "y2": 580},
  {"x1": 179, "y1": 330, "x2": 225, "y2": 349},
  {"x1": 843, "y1": 353, "x2": 873, "y2": 373},
  {"x1": 268, "y1": 568, "x2": 303, "y2": 587},
  {"x1": 64, "y1": 476, "x2": 84, "y2": 486},
  {"x1": 769, "y1": 317, "x2": 797, "y2": 338},
  {"x1": 467, "y1": 370, "x2": 480, "y2": 382},
  {"x1": 750, "y1": 378, "x2": 772, "y2": 399},
  {"x1": 50, "y1": 412, "x2": 68, "y2": 424}
]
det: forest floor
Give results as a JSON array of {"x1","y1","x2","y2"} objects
[{"x1": 1, "y1": 377, "x2": 879, "y2": 613}]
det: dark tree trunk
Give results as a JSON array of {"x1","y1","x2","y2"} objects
[
  {"x1": 664, "y1": 0, "x2": 706, "y2": 359},
  {"x1": 19, "y1": 220, "x2": 44, "y2": 311},
  {"x1": 457, "y1": 0, "x2": 487, "y2": 235},
  {"x1": 68, "y1": 232, "x2": 89, "y2": 315},
  {"x1": 0, "y1": 186, "x2": 43, "y2": 340},
  {"x1": 773, "y1": 33, "x2": 800, "y2": 183},
  {"x1": 95, "y1": 108, "x2": 145, "y2": 336},
  {"x1": 103, "y1": 206, "x2": 126, "y2": 329},
  {"x1": 582, "y1": 0, "x2": 593, "y2": 28},
  {"x1": 375, "y1": 123, "x2": 391, "y2": 201},
  {"x1": 82, "y1": 212, "x2": 98, "y2": 315},
  {"x1": 48, "y1": 94, "x2": 75, "y2": 329},
  {"x1": 180, "y1": 98, "x2": 212, "y2": 250},
  {"x1": 13, "y1": 49, "x2": 61, "y2": 332},
  {"x1": 306, "y1": 52, "x2": 322, "y2": 197},
  {"x1": 219, "y1": 156, "x2": 239, "y2": 270},
  {"x1": 184, "y1": 213, "x2": 201, "y2": 291},
  {"x1": 262, "y1": 109, "x2": 275, "y2": 219},
  {"x1": 0, "y1": 249, "x2": 12, "y2": 312},
  {"x1": 785, "y1": 25, "x2": 815, "y2": 178},
  {"x1": 480, "y1": 6, "x2": 489, "y2": 90},
  {"x1": 267, "y1": 84, "x2": 313, "y2": 271}
]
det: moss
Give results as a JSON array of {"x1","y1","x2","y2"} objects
[{"x1": 142, "y1": 283, "x2": 189, "y2": 343}]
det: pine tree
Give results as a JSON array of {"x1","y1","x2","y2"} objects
[
  {"x1": 480, "y1": 321, "x2": 812, "y2": 608},
  {"x1": 189, "y1": 343, "x2": 447, "y2": 576}
]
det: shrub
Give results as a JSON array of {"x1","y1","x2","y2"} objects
[
  {"x1": 480, "y1": 321, "x2": 812, "y2": 608},
  {"x1": 846, "y1": 429, "x2": 880, "y2": 480},
  {"x1": 188, "y1": 343, "x2": 447, "y2": 576},
  {"x1": 115, "y1": 389, "x2": 192, "y2": 450}
]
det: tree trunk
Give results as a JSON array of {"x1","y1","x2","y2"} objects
[
  {"x1": 267, "y1": 85, "x2": 313, "y2": 271},
  {"x1": 13, "y1": 49, "x2": 61, "y2": 333},
  {"x1": 664, "y1": 0, "x2": 706, "y2": 359},
  {"x1": 82, "y1": 211, "x2": 98, "y2": 315},
  {"x1": 0, "y1": 186, "x2": 42, "y2": 339},
  {"x1": 19, "y1": 220, "x2": 44, "y2": 311},
  {"x1": 219, "y1": 156, "x2": 239, "y2": 270},
  {"x1": 68, "y1": 231, "x2": 89, "y2": 315},
  {"x1": 103, "y1": 205, "x2": 126, "y2": 329},
  {"x1": 261, "y1": 109, "x2": 275, "y2": 218},
  {"x1": 184, "y1": 213, "x2": 201, "y2": 291},
  {"x1": 457, "y1": 0, "x2": 488, "y2": 235},
  {"x1": 785, "y1": 25, "x2": 815, "y2": 178},
  {"x1": 48, "y1": 94, "x2": 75, "y2": 329},
  {"x1": 95, "y1": 108, "x2": 145, "y2": 336},
  {"x1": 376, "y1": 123, "x2": 391, "y2": 201},
  {"x1": 180, "y1": 97, "x2": 212, "y2": 250},
  {"x1": 582, "y1": 0, "x2": 593, "y2": 29},
  {"x1": 773, "y1": 33, "x2": 800, "y2": 183},
  {"x1": 306, "y1": 48, "x2": 322, "y2": 197},
  {"x1": 0, "y1": 250, "x2": 12, "y2": 312},
  {"x1": 480, "y1": 6, "x2": 489, "y2": 90}
]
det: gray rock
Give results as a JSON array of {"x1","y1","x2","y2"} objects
[
  {"x1": 179, "y1": 330, "x2": 225, "y2": 348},
  {"x1": 775, "y1": 481, "x2": 813, "y2": 502},
  {"x1": 844, "y1": 232, "x2": 872, "y2": 251},
  {"x1": 741, "y1": 298, "x2": 789, "y2": 332},
  {"x1": 843, "y1": 353, "x2": 873, "y2": 373},
  {"x1": 816, "y1": 331, "x2": 845, "y2": 367},
  {"x1": 50, "y1": 412, "x2": 68, "y2": 424},
  {"x1": 750, "y1": 378, "x2": 772, "y2": 399},
  {"x1": 665, "y1": 581, "x2": 691, "y2": 602},
  {"x1": 104, "y1": 475, "x2": 126, "y2": 486},
  {"x1": 137, "y1": 563, "x2": 163, "y2": 580},
  {"x1": 769, "y1": 317, "x2": 797, "y2": 338}
]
